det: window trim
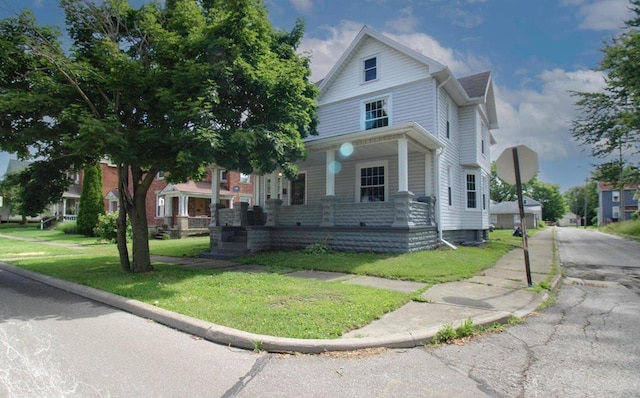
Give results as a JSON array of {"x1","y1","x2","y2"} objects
[
  {"x1": 355, "y1": 160, "x2": 389, "y2": 203},
  {"x1": 361, "y1": 94, "x2": 392, "y2": 131},
  {"x1": 220, "y1": 170, "x2": 228, "y2": 182},
  {"x1": 612, "y1": 191, "x2": 620, "y2": 202},
  {"x1": 362, "y1": 55, "x2": 378, "y2": 83},
  {"x1": 465, "y1": 172, "x2": 479, "y2": 210},
  {"x1": 156, "y1": 196, "x2": 165, "y2": 218}
]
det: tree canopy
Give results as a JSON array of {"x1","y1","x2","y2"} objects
[
  {"x1": 571, "y1": 0, "x2": 640, "y2": 190},
  {"x1": 0, "y1": 0, "x2": 318, "y2": 272},
  {"x1": 490, "y1": 162, "x2": 567, "y2": 222}
]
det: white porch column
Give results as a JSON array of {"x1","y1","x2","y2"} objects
[
  {"x1": 398, "y1": 137, "x2": 409, "y2": 192},
  {"x1": 270, "y1": 172, "x2": 278, "y2": 199},
  {"x1": 179, "y1": 195, "x2": 188, "y2": 216},
  {"x1": 325, "y1": 150, "x2": 335, "y2": 196},
  {"x1": 210, "y1": 167, "x2": 219, "y2": 205}
]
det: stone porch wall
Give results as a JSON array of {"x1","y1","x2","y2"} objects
[{"x1": 246, "y1": 226, "x2": 439, "y2": 253}]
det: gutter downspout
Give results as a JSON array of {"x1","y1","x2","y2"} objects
[{"x1": 435, "y1": 74, "x2": 457, "y2": 250}]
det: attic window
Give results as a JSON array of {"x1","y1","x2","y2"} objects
[{"x1": 363, "y1": 57, "x2": 377, "y2": 82}]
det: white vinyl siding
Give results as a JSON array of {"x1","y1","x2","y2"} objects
[
  {"x1": 318, "y1": 37, "x2": 432, "y2": 106},
  {"x1": 315, "y1": 79, "x2": 435, "y2": 139}
]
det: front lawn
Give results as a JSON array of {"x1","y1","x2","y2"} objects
[{"x1": 1, "y1": 227, "x2": 526, "y2": 339}]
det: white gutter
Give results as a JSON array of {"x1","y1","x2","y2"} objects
[{"x1": 435, "y1": 75, "x2": 457, "y2": 250}]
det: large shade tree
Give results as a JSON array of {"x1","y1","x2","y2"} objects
[
  {"x1": 490, "y1": 162, "x2": 567, "y2": 223},
  {"x1": 0, "y1": 0, "x2": 318, "y2": 272},
  {"x1": 571, "y1": 0, "x2": 640, "y2": 216}
]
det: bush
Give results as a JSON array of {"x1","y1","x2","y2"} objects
[
  {"x1": 59, "y1": 221, "x2": 79, "y2": 235},
  {"x1": 77, "y1": 163, "x2": 104, "y2": 236},
  {"x1": 94, "y1": 212, "x2": 131, "y2": 243}
]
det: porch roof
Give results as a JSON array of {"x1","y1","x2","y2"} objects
[
  {"x1": 304, "y1": 122, "x2": 444, "y2": 158},
  {"x1": 159, "y1": 181, "x2": 233, "y2": 198}
]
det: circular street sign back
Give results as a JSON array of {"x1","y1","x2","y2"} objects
[{"x1": 496, "y1": 145, "x2": 538, "y2": 185}]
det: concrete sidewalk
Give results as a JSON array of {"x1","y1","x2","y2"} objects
[{"x1": 0, "y1": 229, "x2": 560, "y2": 354}]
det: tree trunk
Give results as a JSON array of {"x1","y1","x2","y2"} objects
[
  {"x1": 131, "y1": 185, "x2": 153, "y2": 273},
  {"x1": 117, "y1": 165, "x2": 131, "y2": 272}
]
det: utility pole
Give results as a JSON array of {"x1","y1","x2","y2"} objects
[{"x1": 584, "y1": 177, "x2": 588, "y2": 228}]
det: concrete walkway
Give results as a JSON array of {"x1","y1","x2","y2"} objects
[{"x1": 0, "y1": 229, "x2": 560, "y2": 353}]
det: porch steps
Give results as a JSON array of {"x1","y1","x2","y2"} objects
[
  {"x1": 203, "y1": 228, "x2": 250, "y2": 260},
  {"x1": 153, "y1": 228, "x2": 170, "y2": 240}
]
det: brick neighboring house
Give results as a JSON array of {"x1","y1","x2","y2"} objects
[
  {"x1": 104, "y1": 165, "x2": 255, "y2": 238},
  {"x1": 597, "y1": 181, "x2": 639, "y2": 225}
]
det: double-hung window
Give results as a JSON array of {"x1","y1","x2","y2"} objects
[
  {"x1": 466, "y1": 173, "x2": 477, "y2": 209},
  {"x1": 358, "y1": 161, "x2": 387, "y2": 202},
  {"x1": 363, "y1": 57, "x2": 377, "y2": 82},
  {"x1": 364, "y1": 98, "x2": 389, "y2": 130},
  {"x1": 156, "y1": 196, "x2": 165, "y2": 218}
]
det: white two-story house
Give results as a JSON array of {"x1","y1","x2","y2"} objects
[{"x1": 207, "y1": 26, "x2": 498, "y2": 256}]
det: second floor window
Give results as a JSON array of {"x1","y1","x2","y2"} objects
[
  {"x1": 364, "y1": 98, "x2": 388, "y2": 130},
  {"x1": 612, "y1": 191, "x2": 620, "y2": 202},
  {"x1": 240, "y1": 173, "x2": 250, "y2": 184}
]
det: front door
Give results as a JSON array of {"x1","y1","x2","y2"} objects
[{"x1": 290, "y1": 172, "x2": 306, "y2": 205}]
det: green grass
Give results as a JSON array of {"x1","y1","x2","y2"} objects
[
  {"x1": 236, "y1": 230, "x2": 522, "y2": 284},
  {"x1": 600, "y1": 218, "x2": 640, "y2": 240},
  {"x1": 0, "y1": 227, "x2": 525, "y2": 339},
  {"x1": 13, "y1": 255, "x2": 408, "y2": 339}
]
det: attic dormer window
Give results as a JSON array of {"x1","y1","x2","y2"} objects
[{"x1": 363, "y1": 57, "x2": 377, "y2": 82}]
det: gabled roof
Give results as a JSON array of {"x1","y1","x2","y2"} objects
[
  {"x1": 458, "y1": 71, "x2": 491, "y2": 98},
  {"x1": 3, "y1": 159, "x2": 32, "y2": 176},
  {"x1": 317, "y1": 26, "x2": 446, "y2": 93},
  {"x1": 316, "y1": 26, "x2": 499, "y2": 130}
]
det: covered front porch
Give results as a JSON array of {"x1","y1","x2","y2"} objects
[
  {"x1": 158, "y1": 181, "x2": 230, "y2": 238},
  {"x1": 207, "y1": 122, "x2": 445, "y2": 255}
]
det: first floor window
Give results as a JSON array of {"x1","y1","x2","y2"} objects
[
  {"x1": 447, "y1": 167, "x2": 452, "y2": 206},
  {"x1": 359, "y1": 164, "x2": 385, "y2": 202},
  {"x1": 466, "y1": 173, "x2": 477, "y2": 209},
  {"x1": 156, "y1": 197, "x2": 165, "y2": 218},
  {"x1": 612, "y1": 206, "x2": 620, "y2": 220},
  {"x1": 364, "y1": 98, "x2": 388, "y2": 130}
]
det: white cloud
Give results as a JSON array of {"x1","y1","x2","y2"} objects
[
  {"x1": 289, "y1": 0, "x2": 313, "y2": 14},
  {"x1": 573, "y1": 0, "x2": 633, "y2": 31},
  {"x1": 300, "y1": 20, "x2": 491, "y2": 81},
  {"x1": 492, "y1": 69, "x2": 606, "y2": 162},
  {"x1": 299, "y1": 21, "x2": 363, "y2": 82},
  {"x1": 385, "y1": 7, "x2": 417, "y2": 34}
]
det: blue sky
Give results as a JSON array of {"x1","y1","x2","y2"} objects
[{"x1": 0, "y1": 0, "x2": 636, "y2": 191}]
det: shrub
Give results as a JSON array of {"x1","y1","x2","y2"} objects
[
  {"x1": 94, "y1": 212, "x2": 131, "y2": 243},
  {"x1": 77, "y1": 163, "x2": 104, "y2": 236},
  {"x1": 59, "y1": 221, "x2": 79, "y2": 235}
]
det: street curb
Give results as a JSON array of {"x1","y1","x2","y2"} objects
[{"x1": 0, "y1": 261, "x2": 558, "y2": 354}]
